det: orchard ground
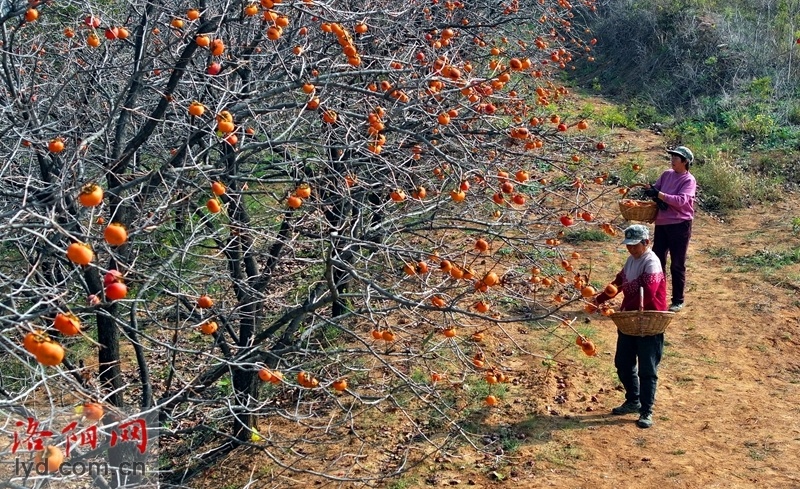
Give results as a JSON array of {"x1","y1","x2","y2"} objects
[{"x1": 191, "y1": 115, "x2": 800, "y2": 489}]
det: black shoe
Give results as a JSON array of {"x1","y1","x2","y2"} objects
[
  {"x1": 636, "y1": 412, "x2": 653, "y2": 428},
  {"x1": 611, "y1": 400, "x2": 641, "y2": 415}
]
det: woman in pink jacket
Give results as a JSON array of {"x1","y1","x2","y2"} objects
[{"x1": 644, "y1": 146, "x2": 697, "y2": 312}]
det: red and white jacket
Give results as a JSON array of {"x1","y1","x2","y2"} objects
[{"x1": 595, "y1": 249, "x2": 667, "y2": 312}]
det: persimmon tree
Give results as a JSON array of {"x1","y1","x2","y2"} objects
[{"x1": 0, "y1": 0, "x2": 624, "y2": 486}]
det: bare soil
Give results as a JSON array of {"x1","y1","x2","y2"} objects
[{"x1": 192, "y1": 124, "x2": 800, "y2": 489}]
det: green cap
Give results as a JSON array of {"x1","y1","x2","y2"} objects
[
  {"x1": 621, "y1": 224, "x2": 650, "y2": 245},
  {"x1": 667, "y1": 146, "x2": 694, "y2": 164}
]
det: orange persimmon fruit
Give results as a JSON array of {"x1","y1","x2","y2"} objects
[
  {"x1": 35, "y1": 340, "x2": 65, "y2": 366},
  {"x1": 34, "y1": 446, "x2": 63, "y2": 473},
  {"x1": 66, "y1": 242, "x2": 94, "y2": 265},
  {"x1": 104, "y1": 223, "x2": 128, "y2": 246},
  {"x1": 53, "y1": 312, "x2": 81, "y2": 336}
]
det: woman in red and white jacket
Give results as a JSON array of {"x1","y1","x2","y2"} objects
[
  {"x1": 644, "y1": 146, "x2": 697, "y2": 312},
  {"x1": 594, "y1": 224, "x2": 667, "y2": 428}
]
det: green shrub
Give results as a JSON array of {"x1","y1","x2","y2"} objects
[
  {"x1": 736, "y1": 113, "x2": 777, "y2": 140},
  {"x1": 792, "y1": 217, "x2": 800, "y2": 236},
  {"x1": 591, "y1": 105, "x2": 638, "y2": 130},
  {"x1": 787, "y1": 104, "x2": 800, "y2": 125},
  {"x1": 626, "y1": 99, "x2": 662, "y2": 126},
  {"x1": 692, "y1": 154, "x2": 782, "y2": 213}
]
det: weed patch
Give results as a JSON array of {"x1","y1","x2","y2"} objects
[{"x1": 737, "y1": 248, "x2": 800, "y2": 270}]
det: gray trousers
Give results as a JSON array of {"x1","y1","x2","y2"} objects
[{"x1": 615, "y1": 332, "x2": 665, "y2": 414}]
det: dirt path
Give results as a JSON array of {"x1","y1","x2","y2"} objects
[{"x1": 525, "y1": 209, "x2": 800, "y2": 489}]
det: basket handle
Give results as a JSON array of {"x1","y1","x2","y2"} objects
[{"x1": 639, "y1": 287, "x2": 644, "y2": 312}]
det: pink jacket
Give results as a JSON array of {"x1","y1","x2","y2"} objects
[{"x1": 654, "y1": 170, "x2": 696, "y2": 225}]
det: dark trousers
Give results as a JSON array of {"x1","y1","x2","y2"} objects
[
  {"x1": 653, "y1": 220, "x2": 692, "y2": 304},
  {"x1": 615, "y1": 332, "x2": 664, "y2": 414}
]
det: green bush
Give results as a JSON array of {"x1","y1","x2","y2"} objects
[
  {"x1": 787, "y1": 104, "x2": 800, "y2": 125},
  {"x1": 736, "y1": 113, "x2": 777, "y2": 140},
  {"x1": 692, "y1": 153, "x2": 782, "y2": 213},
  {"x1": 626, "y1": 99, "x2": 662, "y2": 126},
  {"x1": 591, "y1": 104, "x2": 639, "y2": 130}
]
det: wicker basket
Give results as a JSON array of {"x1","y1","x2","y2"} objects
[
  {"x1": 618, "y1": 200, "x2": 658, "y2": 223},
  {"x1": 610, "y1": 310, "x2": 675, "y2": 336}
]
